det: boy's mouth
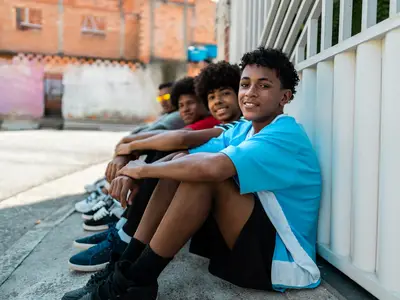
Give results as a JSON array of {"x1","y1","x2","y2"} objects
[
  {"x1": 243, "y1": 100, "x2": 258, "y2": 109},
  {"x1": 214, "y1": 106, "x2": 229, "y2": 115}
]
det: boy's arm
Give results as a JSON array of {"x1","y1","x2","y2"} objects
[
  {"x1": 117, "y1": 130, "x2": 169, "y2": 145},
  {"x1": 118, "y1": 152, "x2": 236, "y2": 183},
  {"x1": 119, "y1": 128, "x2": 223, "y2": 153}
]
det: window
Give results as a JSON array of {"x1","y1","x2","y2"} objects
[
  {"x1": 81, "y1": 15, "x2": 106, "y2": 35},
  {"x1": 16, "y1": 7, "x2": 42, "y2": 30}
]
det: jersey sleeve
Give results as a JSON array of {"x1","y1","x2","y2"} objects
[
  {"x1": 221, "y1": 131, "x2": 300, "y2": 194},
  {"x1": 189, "y1": 125, "x2": 237, "y2": 154}
]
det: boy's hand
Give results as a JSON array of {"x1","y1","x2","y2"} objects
[
  {"x1": 109, "y1": 176, "x2": 139, "y2": 208},
  {"x1": 117, "y1": 160, "x2": 146, "y2": 180},
  {"x1": 105, "y1": 155, "x2": 131, "y2": 183},
  {"x1": 115, "y1": 143, "x2": 132, "y2": 156}
]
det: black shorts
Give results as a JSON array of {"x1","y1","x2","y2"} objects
[{"x1": 189, "y1": 197, "x2": 276, "y2": 291}]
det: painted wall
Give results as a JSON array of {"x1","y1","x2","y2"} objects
[
  {"x1": 62, "y1": 64, "x2": 161, "y2": 122},
  {"x1": 0, "y1": 60, "x2": 44, "y2": 119}
]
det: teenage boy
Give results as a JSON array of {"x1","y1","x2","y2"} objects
[
  {"x1": 63, "y1": 62, "x2": 244, "y2": 300},
  {"x1": 77, "y1": 47, "x2": 321, "y2": 300},
  {"x1": 77, "y1": 82, "x2": 185, "y2": 213}
]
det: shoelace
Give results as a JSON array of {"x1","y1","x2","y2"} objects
[
  {"x1": 93, "y1": 207, "x2": 110, "y2": 221},
  {"x1": 85, "y1": 192, "x2": 98, "y2": 204},
  {"x1": 91, "y1": 200, "x2": 106, "y2": 211},
  {"x1": 87, "y1": 262, "x2": 114, "y2": 286}
]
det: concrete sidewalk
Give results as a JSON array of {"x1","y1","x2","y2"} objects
[{"x1": 0, "y1": 164, "x2": 339, "y2": 300}]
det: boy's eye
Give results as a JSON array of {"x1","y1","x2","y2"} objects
[{"x1": 240, "y1": 83, "x2": 249, "y2": 87}]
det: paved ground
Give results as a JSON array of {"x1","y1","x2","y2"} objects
[
  {"x1": 0, "y1": 130, "x2": 341, "y2": 300},
  {"x1": 0, "y1": 130, "x2": 125, "y2": 201}
]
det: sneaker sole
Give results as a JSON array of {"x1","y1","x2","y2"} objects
[
  {"x1": 68, "y1": 261, "x2": 108, "y2": 272},
  {"x1": 81, "y1": 214, "x2": 94, "y2": 221},
  {"x1": 72, "y1": 241, "x2": 96, "y2": 250},
  {"x1": 82, "y1": 223, "x2": 109, "y2": 232}
]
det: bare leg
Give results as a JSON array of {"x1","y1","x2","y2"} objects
[
  {"x1": 137, "y1": 179, "x2": 254, "y2": 258},
  {"x1": 134, "y1": 152, "x2": 188, "y2": 244}
]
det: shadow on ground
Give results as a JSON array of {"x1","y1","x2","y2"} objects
[{"x1": 0, "y1": 193, "x2": 85, "y2": 254}]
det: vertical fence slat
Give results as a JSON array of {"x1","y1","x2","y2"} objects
[
  {"x1": 307, "y1": 18, "x2": 319, "y2": 58},
  {"x1": 297, "y1": 68, "x2": 317, "y2": 145},
  {"x1": 339, "y1": 0, "x2": 353, "y2": 42},
  {"x1": 390, "y1": 0, "x2": 400, "y2": 16},
  {"x1": 258, "y1": 0, "x2": 265, "y2": 43},
  {"x1": 285, "y1": 71, "x2": 303, "y2": 118},
  {"x1": 315, "y1": 61, "x2": 334, "y2": 246},
  {"x1": 377, "y1": 28, "x2": 400, "y2": 293},
  {"x1": 321, "y1": 0, "x2": 333, "y2": 50},
  {"x1": 331, "y1": 51, "x2": 356, "y2": 257},
  {"x1": 352, "y1": 40, "x2": 381, "y2": 272},
  {"x1": 362, "y1": 0, "x2": 377, "y2": 30},
  {"x1": 229, "y1": 0, "x2": 239, "y2": 63},
  {"x1": 258, "y1": 0, "x2": 280, "y2": 47}
]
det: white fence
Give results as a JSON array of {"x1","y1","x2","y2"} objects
[{"x1": 229, "y1": 1, "x2": 400, "y2": 299}]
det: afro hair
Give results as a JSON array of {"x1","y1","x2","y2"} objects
[
  {"x1": 194, "y1": 61, "x2": 241, "y2": 106},
  {"x1": 240, "y1": 47, "x2": 299, "y2": 100},
  {"x1": 170, "y1": 77, "x2": 196, "y2": 108}
]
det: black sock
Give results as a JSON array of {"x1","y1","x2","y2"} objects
[
  {"x1": 120, "y1": 237, "x2": 146, "y2": 263},
  {"x1": 127, "y1": 245, "x2": 173, "y2": 286}
]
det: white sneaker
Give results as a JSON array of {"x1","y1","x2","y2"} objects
[
  {"x1": 75, "y1": 190, "x2": 107, "y2": 213},
  {"x1": 84, "y1": 177, "x2": 107, "y2": 193}
]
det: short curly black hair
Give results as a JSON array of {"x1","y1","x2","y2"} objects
[
  {"x1": 240, "y1": 47, "x2": 299, "y2": 100},
  {"x1": 194, "y1": 61, "x2": 241, "y2": 106},
  {"x1": 170, "y1": 77, "x2": 196, "y2": 108},
  {"x1": 158, "y1": 82, "x2": 174, "y2": 90}
]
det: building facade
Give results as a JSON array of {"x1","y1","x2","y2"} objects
[{"x1": 0, "y1": 0, "x2": 217, "y2": 124}]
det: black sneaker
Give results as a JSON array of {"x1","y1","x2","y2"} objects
[
  {"x1": 83, "y1": 202, "x2": 123, "y2": 232},
  {"x1": 80, "y1": 261, "x2": 158, "y2": 300},
  {"x1": 62, "y1": 252, "x2": 120, "y2": 300},
  {"x1": 82, "y1": 196, "x2": 114, "y2": 221}
]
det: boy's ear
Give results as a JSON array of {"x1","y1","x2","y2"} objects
[{"x1": 280, "y1": 89, "x2": 293, "y2": 106}]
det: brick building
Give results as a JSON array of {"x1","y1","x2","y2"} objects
[
  {"x1": 0, "y1": 0, "x2": 217, "y2": 123},
  {"x1": 0, "y1": 0, "x2": 216, "y2": 63}
]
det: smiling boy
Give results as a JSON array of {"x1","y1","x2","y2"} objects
[
  {"x1": 115, "y1": 61, "x2": 243, "y2": 155},
  {"x1": 70, "y1": 48, "x2": 321, "y2": 300}
]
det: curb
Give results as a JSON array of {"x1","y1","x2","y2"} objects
[{"x1": 0, "y1": 120, "x2": 40, "y2": 131}]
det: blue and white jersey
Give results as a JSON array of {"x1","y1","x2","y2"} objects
[
  {"x1": 189, "y1": 115, "x2": 322, "y2": 291},
  {"x1": 215, "y1": 116, "x2": 247, "y2": 132}
]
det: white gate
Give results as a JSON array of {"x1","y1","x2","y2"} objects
[{"x1": 229, "y1": 1, "x2": 400, "y2": 299}]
